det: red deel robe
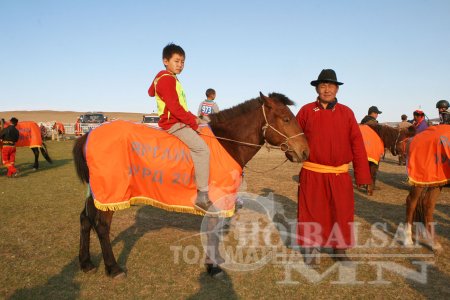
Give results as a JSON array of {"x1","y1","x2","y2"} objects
[{"x1": 296, "y1": 100, "x2": 371, "y2": 248}]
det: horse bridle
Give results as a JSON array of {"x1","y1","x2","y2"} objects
[
  {"x1": 206, "y1": 104, "x2": 304, "y2": 153},
  {"x1": 261, "y1": 104, "x2": 304, "y2": 152}
]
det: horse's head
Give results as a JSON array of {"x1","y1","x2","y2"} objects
[{"x1": 259, "y1": 92, "x2": 309, "y2": 162}]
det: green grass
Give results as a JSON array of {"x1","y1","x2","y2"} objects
[{"x1": 0, "y1": 140, "x2": 449, "y2": 299}]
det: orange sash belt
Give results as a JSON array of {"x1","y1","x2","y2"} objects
[{"x1": 302, "y1": 161, "x2": 349, "y2": 174}]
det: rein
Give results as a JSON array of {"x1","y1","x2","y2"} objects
[
  {"x1": 201, "y1": 104, "x2": 304, "y2": 152},
  {"x1": 200, "y1": 104, "x2": 304, "y2": 173}
]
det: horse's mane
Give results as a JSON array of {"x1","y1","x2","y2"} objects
[{"x1": 208, "y1": 92, "x2": 295, "y2": 124}]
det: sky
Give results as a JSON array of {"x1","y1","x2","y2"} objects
[{"x1": 1, "y1": 0, "x2": 449, "y2": 122}]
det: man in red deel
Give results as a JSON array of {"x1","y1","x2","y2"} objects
[{"x1": 295, "y1": 69, "x2": 371, "y2": 265}]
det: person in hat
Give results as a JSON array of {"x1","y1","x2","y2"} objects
[
  {"x1": 412, "y1": 109, "x2": 428, "y2": 134},
  {"x1": 360, "y1": 106, "x2": 382, "y2": 125},
  {"x1": 0, "y1": 117, "x2": 20, "y2": 177},
  {"x1": 436, "y1": 99, "x2": 450, "y2": 125},
  {"x1": 295, "y1": 69, "x2": 371, "y2": 265}
]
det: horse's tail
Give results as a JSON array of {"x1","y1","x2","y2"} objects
[
  {"x1": 40, "y1": 143, "x2": 53, "y2": 163},
  {"x1": 73, "y1": 134, "x2": 90, "y2": 184}
]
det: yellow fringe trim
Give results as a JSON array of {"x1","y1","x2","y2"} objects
[
  {"x1": 408, "y1": 177, "x2": 450, "y2": 187},
  {"x1": 93, "y1": 196, "x2": 236, "y2": 218},
  {"x1": 302, "y1": 161, "x2": 349, "y2": 174},
  {"x1": 368, "y1": 158, "x2": 379, "y2": 165}
]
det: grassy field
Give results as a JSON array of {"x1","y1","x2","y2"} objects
[{"x1": 0, "y1": 140, "x2": 449, "y2": 299}]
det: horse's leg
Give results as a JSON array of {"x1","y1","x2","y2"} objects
[
  {"x1": 423, "y1": 187, "x2": 442, "y2": 250},
  {"x1": 93, "y1": 210, "x2": 125, "y2": 278},
  {"x1": 31, "y1": 147, "x2": 39, "y2": 170},
  {"x1": 403, "y1": 186, "x2": 424, "y2": 245},
  {"x1": 79, "y1": 196, "x2": 96, "y2": 272},
  {"x1": 204, "y1": 216, "x2": 225, "y2": 277},
  {"x1": 367, "y1": 162, "x2": 378, "y2": 196}
]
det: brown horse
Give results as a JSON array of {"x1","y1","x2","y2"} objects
[
  {"x1": 361, "y1": 124, "x2": 410, "y2": 195},
  {"x1": 73, "y1": 92, "x2": 309, "y2": 278},
  {"x1": 401, "y1": 125, "x2": 450, "y2": 251}
]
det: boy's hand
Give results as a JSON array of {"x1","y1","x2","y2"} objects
[{"x1": 196, "y1": 116, "x2": 210, "y2": 124}]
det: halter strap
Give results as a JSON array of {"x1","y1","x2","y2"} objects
[
  {"x1": 261, "y1": 104, "x2": 304, "y2": 152},
  {"x1": 199, "y1": 104, "x2": 304, "y2": 153}
]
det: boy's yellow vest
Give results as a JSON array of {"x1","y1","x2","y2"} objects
[{"x1": 153, "y1": 73, "x2": 188, "y2": 118}]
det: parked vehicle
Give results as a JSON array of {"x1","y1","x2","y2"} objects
[
  {"x1": 142, "y1": 114, "x2": 160, "y2": 125},
  {"x1": 76, "y1": 112, "x2": 108, "y2": 135},
  {"x1": 79, "y1": 112, "x2": 107, "y2": 124}
]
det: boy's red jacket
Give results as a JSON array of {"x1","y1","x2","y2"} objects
[{"x1": 148, "y1": 70, "x2": 198, "y2": 130}]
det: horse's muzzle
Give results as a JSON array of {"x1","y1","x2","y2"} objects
[{"x1": 285, "y1": 148, "x2": 309, "y2": 163}]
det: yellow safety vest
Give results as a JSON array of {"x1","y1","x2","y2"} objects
[{"x1": 154, "y1": 73, "x2": 188, "y2": 119}]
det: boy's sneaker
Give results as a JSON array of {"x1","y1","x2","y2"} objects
[{"x1": 194, "y1": 191, "x2": 219, "y2": 216}]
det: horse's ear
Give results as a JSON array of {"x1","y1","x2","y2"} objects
[{"x1": 259, "y1": 92, "x2": 266, "y2": 104}]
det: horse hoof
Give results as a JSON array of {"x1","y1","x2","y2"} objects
[
  {"x1": 432, "y1": 242, "x2": 443, "y2": 253},
  {"x1": 402, "y1": 238, "x2": 414, "y2": 247},
  {"x1": 423, "y1": 239, "x2": 443, "y2": 252},
  {"x1": 80, "y1": 261, "x2": 96, "y2": 273},
  {"x1": 112, "y1": 271, "x2": 127, "y2": 280},
  {"x1": 108, "y1": 266, "x2": 126, "y2": 279},
  {"x1": 206, "y1": 264, "x2": 224, "y2": 278}
]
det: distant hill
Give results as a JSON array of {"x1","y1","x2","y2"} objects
[
  {"x1": 0, "y1": 110, "x2": 148, "y2": 123},
  {"x1": 1, "y1": 111, "x2": 441, "y2": 126}
]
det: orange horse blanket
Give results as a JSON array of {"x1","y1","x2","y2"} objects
[
  {"x1": 86, "y1": 120, "x2": 242, "y2": 217},
  {"x1": 2, "y1": 121, "x2": 43, "y2": 148},
  {"x1": 359, "y1": 125, "x2": 384, "y2": 165},
  {"x1": 407, "y1": 125, "x2": 450, "y2": 186}
]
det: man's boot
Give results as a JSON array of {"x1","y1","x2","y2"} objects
[
  {"x1": 333, "y1": 248, "x2": 353, "y2": 266},
  {"x1": 194, "y1": 191, "x2": 214, "y2": 214},
  {"x1": 303, "y1": 247, "x2": 320, "y2": 266}
]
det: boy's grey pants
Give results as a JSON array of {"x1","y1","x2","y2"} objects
[{"x1": 167, "y1": 123, "x2": 210, "y2": 192}]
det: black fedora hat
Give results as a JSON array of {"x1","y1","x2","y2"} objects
[{"x1": 310, "y1": 69, "x2": 343, "y2": 86}]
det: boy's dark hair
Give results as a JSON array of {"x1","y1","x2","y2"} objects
[
  {"x1": 10, "y1": 117, "x2": 18, "y2": 125},
  {"x1": 205, "y1": 88, "x2": 216, "y2": 98},
  {"x1": 401, "y1": 114, "x2": 407, "y2": 121},
  {"x1": 162, "y1": 43, "x2": 185, "y2": 60}
]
